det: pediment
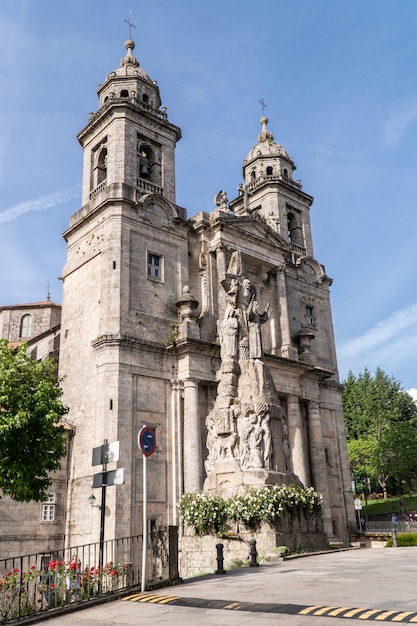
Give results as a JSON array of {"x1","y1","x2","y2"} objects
[{"x1": 217, "y1": 213, "x2": 291, "y2": 250}]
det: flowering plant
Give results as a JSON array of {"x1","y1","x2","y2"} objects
[
  {"x1": 179, "y1": 484, "x2": 322, "y2": 535},
  {"x1": 0, "y1": 559, "x2": 131, "y2": 621},
  {"x1": 178, "y1": 491, "x2": 228, "y2": 535}
]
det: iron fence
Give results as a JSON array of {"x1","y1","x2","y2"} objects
[{"x1": 0, "y1": 527, "x2": 178, "y2": 624}]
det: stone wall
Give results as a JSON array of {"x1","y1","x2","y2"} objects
[{"x1": 179, "y1": 509, "x2": 327, "y2": 579}]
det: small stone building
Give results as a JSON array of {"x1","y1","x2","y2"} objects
[
  {"x1": 0, "y1": 300, "x2": 68, "y2": 559},
  {"x1": 58, "y1": 35, "x2": 355, "y2": 553}
]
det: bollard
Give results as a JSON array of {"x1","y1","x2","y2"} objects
[
  {"x1": 249, "y1": 539, "x2": 259, "y2": 567},
  {"x1": 392, "y1": 527, "x2": 397, "y2": 548},
  {"x1": 215, "y1": 543, "x2": 226, "y2": 574}
]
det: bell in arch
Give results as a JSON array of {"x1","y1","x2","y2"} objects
[{"x1": 140, "y1": 156, "x2": 150, "y2": 178}]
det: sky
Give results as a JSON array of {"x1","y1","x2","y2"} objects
[{"x1": 1, "y1": 0, "x2": 417, "y2": 391}]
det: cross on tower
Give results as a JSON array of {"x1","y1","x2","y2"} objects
[
  {"x1": 259, "y1": 98, "x2": 267, "y2": 115},
  {"x1": 125, "y1": 10, "x2": 136, "y2": 39}
]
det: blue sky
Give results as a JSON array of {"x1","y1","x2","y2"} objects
[{"x1": 1, "y1": 1, "x2": 417, "y2": 391}]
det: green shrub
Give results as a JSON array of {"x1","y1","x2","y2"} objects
[{"x1": 385, "y1": 533, "x2": 417, "y2": 547}]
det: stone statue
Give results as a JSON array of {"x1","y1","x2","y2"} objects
[
  {"x1": 204, "y1": 252, "x2": 282, "y2": 482},
  {"x1": 214, "y1": 190, "x2": 229, "y2": 211},
  {"x1": 247, "y1": 299, "x2": 270, "y2": 360}
]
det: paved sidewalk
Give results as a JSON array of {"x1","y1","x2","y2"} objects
[{"x1": 40, "y1": 548, "x2": 417, "y2": 625}]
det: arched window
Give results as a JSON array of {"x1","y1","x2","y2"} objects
[
  {"x1": 96, "y1": 147, "x2": 107, "y2": 185},
  {"x1": 283, "y1": 168, "x2": 289, "y2": 180},
  {"x1": 287, "y1": 211, "x2": 303, "y2": 246},
  {"x1": 120, "y1": 89, "x2": 129, "y2": 98},
  {"x1": 20, "y1": 314, "x2": 32, "y2": 339},
  {"x1": 138, "y1": 144, "x2": 154, "y2": 180},
  {"x1": 250, "y1": 170, "x2": 256, "y2": 181},
  {"x1": 266, "y1": 166, "x2": 273, "y2": 176},
  {"x1": 142, "y1": 93, "x2": 149, "y2": 104}
]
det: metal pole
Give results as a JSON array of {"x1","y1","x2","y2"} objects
[
  {"x1": 141, "y1": 451, "x2": 147, "y2": 591},
  {"x1": 99, "y1": 439, "x2": 108, "y2": 572},
  {"x1": 357, "y1": 507, "x2": 361, "y2": 532},
  {"x1": 392, "y1": 526, "x2": 398, "y2": 548},
  {"x1": 99, "y1": 483, "x2": 106, "y2": 569}
]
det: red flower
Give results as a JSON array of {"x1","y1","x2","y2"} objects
[{"x1": 13, "y1": 568, "x2": 19, "y2": 573}]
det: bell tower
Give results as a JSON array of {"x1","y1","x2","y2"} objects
[
  {"x1": 231, "y1": 116, "x2": 314, "y2": 259},
  {"x1": 78, "y1": 37, "x2": 181, "y2": 207},
  {"x1": 60, "y1": 31, "x2": 188, "y2": 547}
]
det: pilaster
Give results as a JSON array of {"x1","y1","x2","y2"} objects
[
  {"x1": 308, "y1": 400, "x2": 332, "y2": 535},
  {"x1": 276, "y1": 268, "x2": 298, "y2": 359},
  {"x1": 287, "y1": 395, "x2": 309, "y2": 487}
]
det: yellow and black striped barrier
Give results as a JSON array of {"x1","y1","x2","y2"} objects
[{"x1": 123, "y1": 593, "x2": 417, "y2": 622}]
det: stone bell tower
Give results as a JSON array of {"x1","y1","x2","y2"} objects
[{"x1": 59, "y1": 34, "x2": 188, "y2": 547}]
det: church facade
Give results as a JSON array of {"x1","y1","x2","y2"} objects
[{"x1": 58, "y1": 35, "x2": 355, "y2": 550}]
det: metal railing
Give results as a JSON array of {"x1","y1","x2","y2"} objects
[
  {"x1": 0, "y1": 528, "x2": 177, "y2": 624},
  {"x1": 363, "y1": 520, "x2": 417, "y2": 533}
]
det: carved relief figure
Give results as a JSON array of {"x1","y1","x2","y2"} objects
[
  {"x1": 247, "y1": 299, "x2": 270, "y2": 360},
  {"x1": 223, "y1": 308, "x2": 239, "y2": 360},
  {"x1": 261, "y1": 411, "x2": 273, "y2": 469}
]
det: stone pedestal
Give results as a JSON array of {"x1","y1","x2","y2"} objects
[{"x1": 204, "y1": 466, "x2": 302, "y2": 499}]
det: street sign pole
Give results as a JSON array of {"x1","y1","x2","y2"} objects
[
  {"x1": 99, "y1": 439, "x2": 107, "y2": 573},
  {"x1": 354, "y1": 498, "x2": 362, "y2": 532},
  {"x1": 142, "y1": 447, "x2": 147, "y2": 592},
  {"x1": 138, "y1": 425, "x2": 156, "y2": 592}
]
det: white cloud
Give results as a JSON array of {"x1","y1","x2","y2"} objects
[
  {"x1": 0, "y1": 188, "x2": 78, "y2": 224},
  {"x1": 407, "y1": 388, "x2": 417, "y2": 403},
  {"x1": 383, "y1": 103, "x2": 417, "y2": 144},
  {"x1": 338, "y1": 302, "x2": 417, "y2": 361}
]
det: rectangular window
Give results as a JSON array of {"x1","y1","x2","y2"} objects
[
  {"x1": 306, "y1": 305, "x2": 314, "y2": 326},
  {"x1": 41, "y1": 493, "x2": 56, "y2": 522},
  {"x1": 147, "y1": 252, "x2": 162, "y2": 281},
  {"x1": 42, "y1": 504, "x2": 55, "y2": 522}
]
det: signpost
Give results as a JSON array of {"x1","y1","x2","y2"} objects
[
  {"x1": 138, "y1": 426, "x2": 156, "y2": 592},
  {"x1": 91, "y1": 439, "x2": 124, "y2": 570},
  {"x1": 354, "y1": 497, "x2": 362, "y2": 532}
]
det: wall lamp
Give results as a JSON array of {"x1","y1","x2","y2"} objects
[{"x1": 88, "y1": 493, "x2": 102, "y2": 510}]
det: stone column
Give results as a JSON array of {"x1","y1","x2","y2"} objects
[
  {"x1": 276, "y1": 268, "x2": 298, "y2": 359},
  {"x1": 183, "y1": 379, "x2": 203, "y2": 493},
  {"x1": 270, "y1": 270, "x2": 282, "y2": 356},
  {"x1": 287, "y1": 395, "x2": 309, "y2": 486},
  {"x1": 308, "y1": 401, "x2": 332, "y2": 536}
]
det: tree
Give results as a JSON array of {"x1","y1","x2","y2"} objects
[
  {"x1": 343, "y1": 368, "x2": 417, "y2": 497},
  {"x1": 0, "y1": 340, "x2": 68, "y2": 502}
]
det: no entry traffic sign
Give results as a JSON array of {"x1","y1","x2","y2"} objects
[{"x1": 138, "y1": 426, "x2": 156, "y2": 457}]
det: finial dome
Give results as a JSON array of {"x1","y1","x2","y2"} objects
[
  {"x1": 120, "y1": 38, "x2": 139, "y2": 68},
  {"x1": 244, "y1": 116, "x2": 293, "y2": 164},
  {"x1": 258, "y1": 116, "x2": 274, "y2": 142}
]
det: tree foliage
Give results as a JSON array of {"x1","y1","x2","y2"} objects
[
  {"x1": 0, "y1": 340, "x2": 68, "y2": 502},
  {"x1": 343, "y1": 368, "x2": 417, "y2": 497}
]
